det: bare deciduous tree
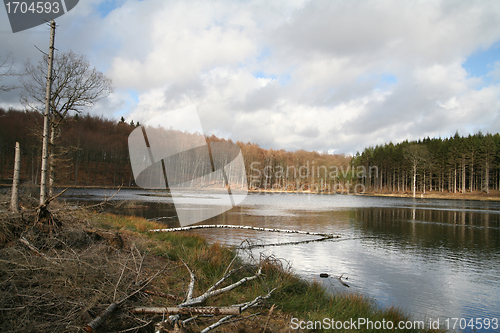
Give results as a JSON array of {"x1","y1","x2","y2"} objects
[
  {"x1": 21, "y1": 50, "x2": 113, "y2": 198},
  {"x1": 0, "y1": 53, "x2": 18, "y2": 92},
  {"x1": 403, "y1": 144, "x2": 429, "y2": 198}
]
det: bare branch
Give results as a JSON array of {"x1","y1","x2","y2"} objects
[
  {"x1": 181, "y1": 259, "x2": 196, "y2": 301},
  {"x1": 19, "y1": 237, "x2": 60, "y2": 265},
  {"x1": 0, "y1": 53, "x2": 19, "y2": 92},
  {"x1": 199, "y1": 288, "x2": 276, "y2": 333},
  {"x1": 178, "y1": 266, "x2": 262, "y2": 307}
]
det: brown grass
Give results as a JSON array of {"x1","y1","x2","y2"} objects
[{"x1": 0, "y1": 199, "x2": 293, "y2": 332}]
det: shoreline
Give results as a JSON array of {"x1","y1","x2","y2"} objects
[
  {"x1": 361, "y1": 190, "x2": 500, "y2": 201},
  {"x1": 248, "y1": 188, "x2": 500, "y2": 201},
  {"x1": 3, "y1": 183, "x2": 500, "y2": 202}
]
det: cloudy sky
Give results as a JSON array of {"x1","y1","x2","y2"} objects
[{"x1": 1, "y1": 0, "x2": 499, "y2": 154}]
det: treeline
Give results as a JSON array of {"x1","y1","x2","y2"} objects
[
  {"x1": 352, "y1": 132, "x2": 500, "y2": 194},
  {"x1": 0, "y1": 108, "x2": 351, "y2": 191},
  {"x1": 3, "y1": 107, "x2": 497, "y2": 194},
  {"x1": 0, "y1": 108, "x2": 135, "y2": 187}
]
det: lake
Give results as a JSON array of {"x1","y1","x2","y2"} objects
[{"x1": 62, "y1": 189, "x2": 500, "y2": 332}]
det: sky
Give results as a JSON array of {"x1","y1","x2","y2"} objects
[{"x1": 1, "y1": 0, "x2": 500, "y2": 155}]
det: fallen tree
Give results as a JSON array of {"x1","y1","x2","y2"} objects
[
  {"x1": 150, "y1": 224, "x2": 339, "y2": 238},
  {"x1": 142, "y1": 257, "x2": 277, "y2": 332}
]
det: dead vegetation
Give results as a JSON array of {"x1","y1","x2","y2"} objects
[
  {"x1": 0, "y1": 193, "x2": 291, "y2": 333},
  {"x1": 0, "y1": 201, "x2": 159, "y2": 332}
]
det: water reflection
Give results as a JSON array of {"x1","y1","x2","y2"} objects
[{"x1": 351, "y1": 207, "x2": 500, "y2": 254}]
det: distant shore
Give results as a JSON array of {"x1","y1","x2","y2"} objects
[
  {"x1": 3, "y1": 184, "x2": 499, "y2": 202},
  {"x1": 248, "y1": 188, "x2": 500, "y2": 201},
  {"x1": 361, "y1": 189, "x2": 500, "y2": 201}
]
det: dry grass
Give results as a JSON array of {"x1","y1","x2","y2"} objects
[
  {"x1": 0, "y1": 198, "x2": 291, "y2": 332},
  {"x1": 0, "y1": 207, "x2": 170, "y2": 332}
]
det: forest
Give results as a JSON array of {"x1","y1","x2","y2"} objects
[
  {"x1": 1, "y1": 107, "x2": 499, "y2": 195},
  {"x1": 353, "y1": 132, "x2": 500, "y2": 194}
]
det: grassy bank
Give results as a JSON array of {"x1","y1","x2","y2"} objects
[{"x1": 0, "y1": 197, "x2": 444, "y2": 332}]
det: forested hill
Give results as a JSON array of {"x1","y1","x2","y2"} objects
[
  {"x1": 352, "y1": 132, "x2": 500, "y2": 194},
  {"x1": 0, "y1": 108, "x2": 351, "y2": 189},
  {"x1": 0, "y1": 108, "x2": 135, "y2": 187},
  {"x1": 1, "y1": 107, "x2": 499, "y2": 194}
]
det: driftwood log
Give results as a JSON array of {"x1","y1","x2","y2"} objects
[
  {"x1": 150, "y1": 224, "x2": 339, "y2": 238},
  {"x1": 132, "y1": 306, "x2": 241, "y2": 316}
]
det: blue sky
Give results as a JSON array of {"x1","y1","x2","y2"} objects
[
  {"x1": 97, "y1": 0, "x2": 121, "y2": 17},
  {"x1": 1, "y1": 0, "x2": 499, "y2": 154},
  {"x1": 463, "y1": 43, "x2": 500, "y2": 78}
]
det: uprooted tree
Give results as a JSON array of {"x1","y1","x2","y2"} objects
[{"x1": 21, "y1": 47, "x2": 113, "y2": 208}]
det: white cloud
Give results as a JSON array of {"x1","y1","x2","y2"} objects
[
  {"x1": 1, "y1": 0, "x2": 500, "y2": 153},
  {"x1": 108, "y1": 1, "x2": 257, "y2": 90}
]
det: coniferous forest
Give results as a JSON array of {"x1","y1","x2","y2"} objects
[
  {"x1": 1, "y1": 107, "x2": 499, "y2": 195},
  {"x1": 353, "y1": 132, "x2": 500, "y2": 194}
]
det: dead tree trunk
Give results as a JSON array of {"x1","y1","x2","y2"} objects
[
  {"x1": 10, "y1": 142, "x2": 21, "y2": 212},
  {"x1": 39, "y1": 20, "x2": 56, "y2": 206},
  {"x1": 132, "y1": 306, "x2": 241, "y2": 316},
  {"x1": 48, "y1": 126, "x2": 56, "y2": 198}
]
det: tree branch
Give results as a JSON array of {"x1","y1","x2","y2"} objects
[{"x1": 178, "y1": 266, "x2": 262, "y2": 307}]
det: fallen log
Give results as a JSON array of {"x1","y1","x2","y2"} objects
[
  {"x1": 238, "y1": 235, "x2": 335, "y2": 249},
  {"x1": 150, "y1": 259, "x2": 268, "y2": 332},
  {"x1": 132, "y1": 306, "x2": 241, "y2": 316},
  {"x1": 150, "y1": 224, "x2": 339, "y2": 238},
  {"x1": 178, "y1": 266, "x2": 262, "y2": 307},
  {"x1": 83, "y1": 303, "x2": 118, "y2": 333}
]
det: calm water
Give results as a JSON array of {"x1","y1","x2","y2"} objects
[{"x1": 63, "y1": 189, "x2": 500, "y2": 331}]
